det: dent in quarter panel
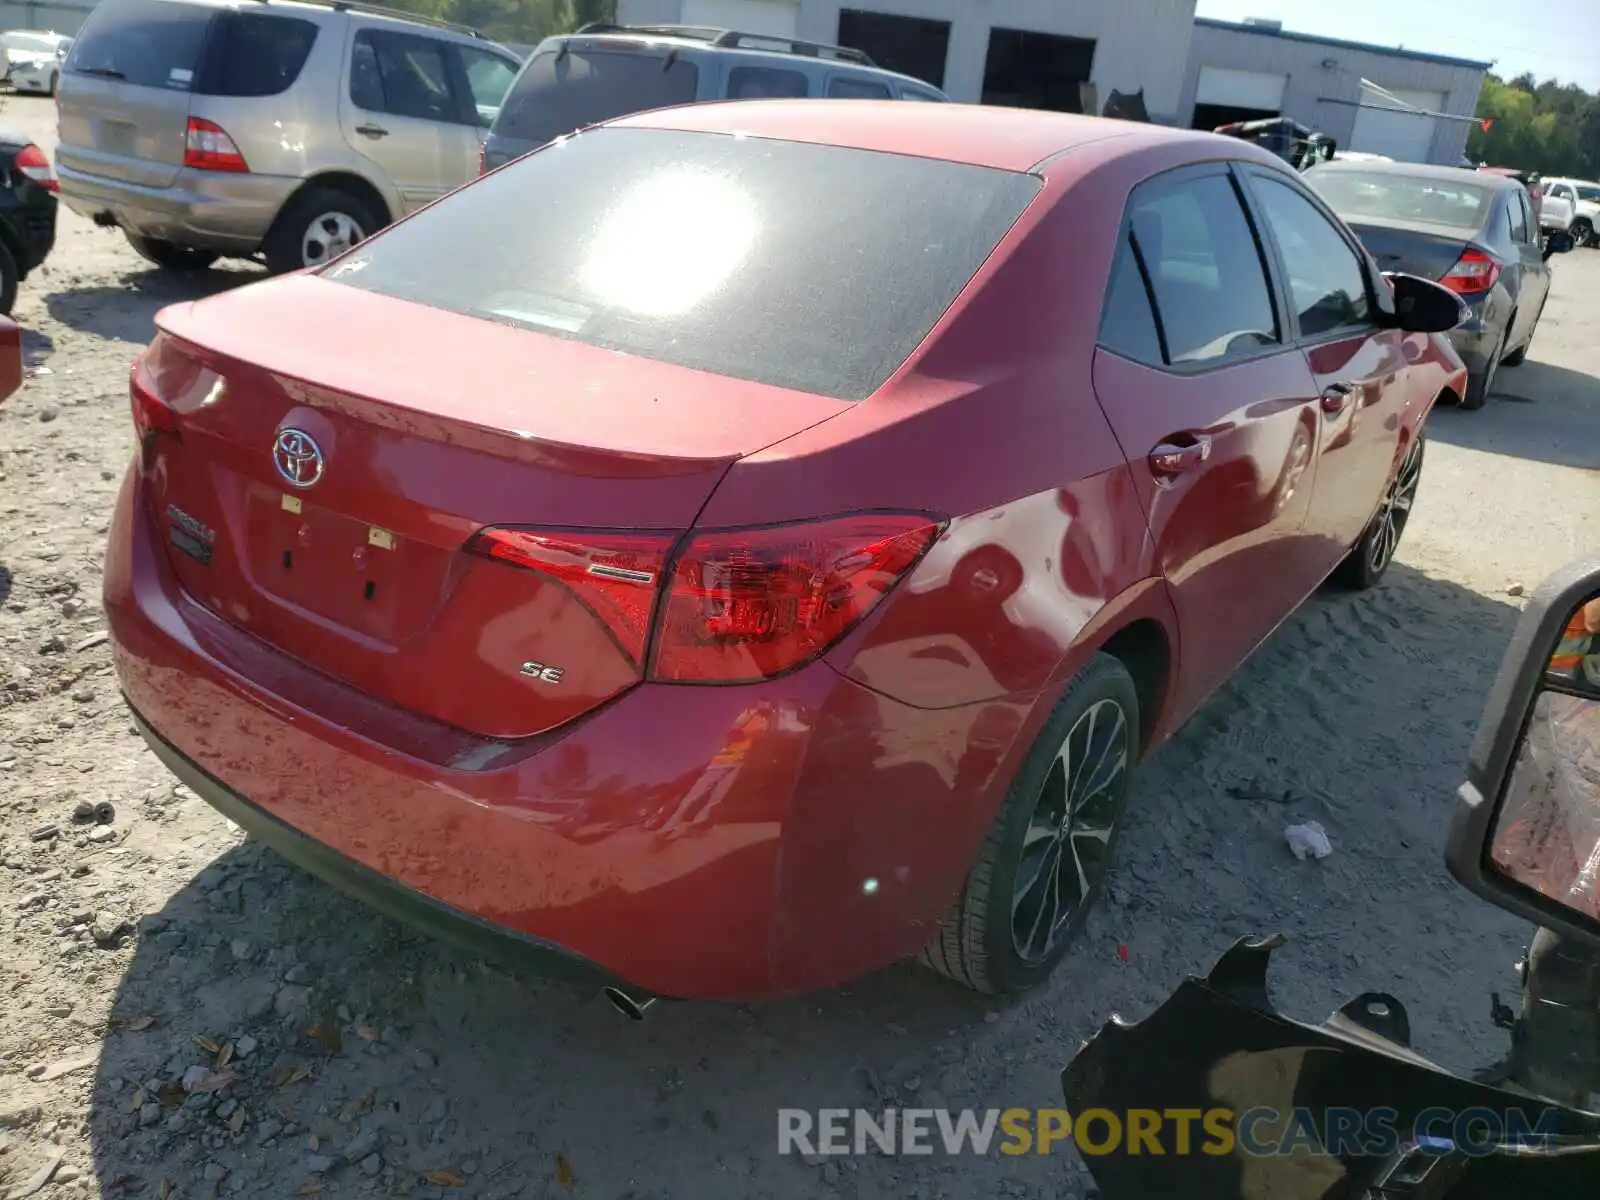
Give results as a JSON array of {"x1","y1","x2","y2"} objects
[{"x1": 842, "y1": 468, "x2": 1152, "y2": 708}]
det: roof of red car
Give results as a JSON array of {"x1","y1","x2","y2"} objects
[{"x1": 605, "y1": 99, "x2": 1206, "y2": 174}]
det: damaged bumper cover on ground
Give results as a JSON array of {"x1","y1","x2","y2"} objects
[{"x1": 1060, "y1": 935, "x2": 1600, "y2": 1199}]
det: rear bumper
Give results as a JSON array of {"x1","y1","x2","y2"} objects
[
  {"x1": 105, "y1": 464, "x2": 1023, "y2": 1000},
  {"x1": 57, "y1": 162, "x2": 297, "y2": 253}
]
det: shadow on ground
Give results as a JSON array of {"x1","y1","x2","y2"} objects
[
  {"x1": 1428, "y1": 359, "x2": 1600, "y2": 471},
  {"x1": 44, "y1": 266, "x2": 266, "y2": 344},
  {"x1": 79, "y1": 563, "x2": 1532, "y2": 1200}
]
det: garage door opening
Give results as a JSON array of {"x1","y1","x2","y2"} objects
[
  {"x1": 981, "y1": 28, "x2": 1096, "y2": 112},
  {"x1": 1193, "y1": 102, "x2": 1279, "y2": 131},
  {"x1": 836, "y1": 10, "x2": 950, "y2": 89}
]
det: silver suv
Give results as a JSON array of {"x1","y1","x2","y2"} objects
[
  {"x1": 481, "y1": 23, "x2": 948, "y2": 172},
  {"x1": 55, "y1": 0, "x2": 522, "y2": 274}
]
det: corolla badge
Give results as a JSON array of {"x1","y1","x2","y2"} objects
[{"x1": 273, "y1": 428, "x2": 325, "y2": 489}]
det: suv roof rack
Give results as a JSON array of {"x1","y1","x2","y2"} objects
[
  {"x1": 261, "y1": 0, "x2": 488, "y2": 39},
  {"x1": 572, "y1": 21, "x2": 875, "y2": 66}
]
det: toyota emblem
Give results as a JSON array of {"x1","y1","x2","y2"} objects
[{"x1": 273, "y1": 428, "x2": 325, "y2": 489}]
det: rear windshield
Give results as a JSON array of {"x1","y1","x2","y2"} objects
[
  {"x1": 1307, "y1": 170, "x2": 1490, "y2": 231},
  {"x1": 66, "y1": 0, "x2": 212, "y2": 90},
  {"x1": 492, "y1": 46, "x2": 699, "y2": 147},
  {"x1": 324, "y1": 127, "x2": 1040, "y2": 400},
  {"x1": 194, "y1": 12, "x2": 318, "y2": 97}
]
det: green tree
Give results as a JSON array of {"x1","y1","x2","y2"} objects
[{"x1": 1469, "y1": 72, "x2": 1600, "y2": 178}]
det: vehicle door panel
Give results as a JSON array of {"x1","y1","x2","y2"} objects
[
  {"x1": 338, "y1": 25, "x2": 477, "y2": 213},
  {"x1": 1241, "y1": 168, "x2": 1410, "y2": 567},
  {"x1": 1089, "y1": 166, "x2": 1325, "y2": 721},
  {"x1": 1510, "y1": 187, "x2": 1551, "y2": 341}
]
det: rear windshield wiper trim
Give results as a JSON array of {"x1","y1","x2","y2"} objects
[{"x1": 76, "y1": 65, "x2": 126, "y2": 79}]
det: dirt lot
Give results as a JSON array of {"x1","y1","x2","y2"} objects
[{"x1": 3, "y1": 91, "x2": 1600, "y2": 1200}]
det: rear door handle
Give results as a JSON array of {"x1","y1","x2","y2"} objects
[
  {"x1": 1320, "y1": 382, "x2": 1355, "y2": 415},
  {"x1": 355, "y1": 123, "x2": 389, "y2": 139},
  {"x1": 1149, "y1": 434, "x2": 1212, "y2": 478}
]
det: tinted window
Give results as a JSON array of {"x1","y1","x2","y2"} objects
[
  {"x1": 348, "y1": 30, "x2": 458, "y2": 122},
  {"x1": 827, "y1": 75, "x2": 891, "y2": 99},
  {"x1": 494, "y1": 48, "x2": 699, "y2": 146},
  {"x1": 460, "y1": 46, "x2": 517, "y2": 123},
  {"x1": 194, "y1": 12, "x2": 316, "y2": 97},
  {"x1": 727, "y1": 66, "x2": 808, "y2": 98},
  {"x1": 324, "y1": 127, "x2": 1040, "y2": 400},
  {"x1": 66, "y1": 0, "x2": 213, "y2": 90},
  {"x1": 1128, "y1": 174, "x2": 1278, "y2": 365},
  {"x1": 1098, "y1": 234, "x2": 1162, "y2": 365},
  {"x1": 1252, "y1": 177, "x2": 1371, "y2": 337},
  {"x1": 1307, "y1": 169, "x2": 1490, "y2": 232},
  {"x1": 900, "y1": 88, "x2": 944, "y2": 101},
  {"x1": 1508, "y1": 192, "x2": 1530, "y2": 243},
  {"x1": 1579, "y1": 185, "x2": 1600, "y2": 203}
]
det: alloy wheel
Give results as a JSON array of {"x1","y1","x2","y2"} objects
[
  {"x1": 1010, "y1": 697, "x2": 1131, "y2": 964},
  {"x1": 1367, "y1": 439, "x2": 1424, "y2": 575},
  {"x1": 301, "y1": 211, "x2": 366, "y2": 267}
]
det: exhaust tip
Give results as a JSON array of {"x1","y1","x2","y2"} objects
[{"x1": 601, "y1": 985, "x2": 657, "y2": 1021}]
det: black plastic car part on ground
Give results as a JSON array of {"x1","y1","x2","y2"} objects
[
  {"x1": 0, "y1": 126, "x2": 57, "y2": 313},
  {"x1": 1061, "y1": 935, "x2": 1600, "y2": 1200}
]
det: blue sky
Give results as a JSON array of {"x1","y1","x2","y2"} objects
[{"x1": 1194, "y1": 0, "x2": 1600, "y2": 91}]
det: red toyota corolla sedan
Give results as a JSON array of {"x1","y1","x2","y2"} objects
[{"x1": 105, "y1": 101, "x2": 1468, "y2": 1005}]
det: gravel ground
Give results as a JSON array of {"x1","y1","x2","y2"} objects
[{"x1": 3, "y1": 92, "x2": 1600, "y2": 1200}]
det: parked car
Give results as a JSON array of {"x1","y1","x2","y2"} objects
[
  {"x1": 54, "y1": 0, "x2": 521, "y2": 275},
  {"x1": 479, "y1": 21, "x2": 948, "y2": 172},
  {"x1": 105, "y1": 101, "x2": 1467, "y2": 1007},
  {"x1": 1, "y1": 28, "x2": 71, "y2": 94},
  {"x1": 1540, "y1": 177, "x2": 1600, "y2": 247},
  {"x1": 1481, "y1": 165, "x2": 1571, "y2": 234},
  {"x1": 0, "y1": 128, "x2": 58, "y2": 312},
  {"x1": 1306, "y1": 159, "x2": 1575, "y2": 409}
]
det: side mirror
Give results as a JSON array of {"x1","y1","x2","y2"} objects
[
  {"x1": 1446, "y1": 557, "x2": 1600, "y2": 949},
  {"x1": 1544, "y1": 230, "x2": 1575, "y2": 259},
  {"x1": 1379, "y1": 271, "x2": 1468, "y2": 334}
]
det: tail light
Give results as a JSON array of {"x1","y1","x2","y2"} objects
[
  {"x1": 14, "y1": 143, "x2": 56, "y2": 193},
  {"x1": 1440, "y1": 247, "x2": 1501, "y2": 296},
  {"x1": 129, "y1": 357, "x2": 180, "y2": 443},
  {"x1": 183, "y1": 118, "x2": 248, "y2": 173},
  {"x1": 477, "y1": 141, "x2": 487, "y2": 175},
  {"x1": 467, "y1": 513, "x2": 943, "y2": 684}
]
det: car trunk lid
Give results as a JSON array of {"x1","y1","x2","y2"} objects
[
  {"x1": 1343, "y1": 216, "x2": 1481, "y2": 283},
  {"x1": 56, "y1": 0, "x2": 212, "y2": 189},
  {"x1": 139, "y1": 275, "x2": 852, "y2": 738}
]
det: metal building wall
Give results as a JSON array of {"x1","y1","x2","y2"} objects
[
  {"x1": 1177, "y1": 19, "x2": 1488, "y2": 165},
  {"x1": 0, "y1": 0, "x2": 92, "y2": 35},
  {"x1": 616, "y1": 0, "x2": 1200, "y2": 118}
]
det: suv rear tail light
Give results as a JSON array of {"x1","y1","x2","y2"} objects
[
  {"x1": 129, "y1": 356, "x2": 180, "y2": 443},
  {"x1": 467, "y1": 513, "x2": 943, "y2": 684},
  {"x1": 477, "y1": 142, "x2": 487, "y2": 176},
  {"x1": 1439, "y1": 247, "x2": 1501, "y2": 296},
  {"x1": 183, "y1": 118, "x2": 248, "y2": 173},
  {"x1": 14, "y1": 143, "x2": 56, "y2": 193}
]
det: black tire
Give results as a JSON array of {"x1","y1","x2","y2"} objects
[
  {"x1": 1333, "y1": 436, "x2": 1424, "y2": 591},
  {"x1": 1573, "y1": 217, "x2": 1594, "y2": 248},
  {"x1": 124, "y1": 233, "x2": 218, "y2": 273},
  {"x1": 921, "y1": 653, "x2": 1140, "y2": 995},
  {"x1": 0, "y1": 237, "x2": 18, "y2": 315},
  {"x1": 47, "y1": 71, "x2": 57, "y2": 97},
  {"x1": 263, "y1": 186, "x2": 379, "y2": 275},
  {"x1": 1461, "y1": 329, "x2": 1505, "y2": 410}
]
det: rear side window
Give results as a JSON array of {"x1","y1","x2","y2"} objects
[
  {"x1": 1127, "y1": 173, "x2": 1279, "y2": 366},
  {"x1": 727, "y1": 66, "x2": 808, "y2": 98},
  {"x1": 323, "y1": 127, "x2": 1041, "y2": 400},
  {"x1": 828, "y1": 75, "x2": 891, "y2": 99},
  {"x1": 1098, "y1": 235, "x2": 1163, "y2": 365},
  {"x1": 350, "y1": 30, "x2": 455, "y2": 123},
  {"x1": 66, "y1": 0, "x2": 214, "y2": 90},
  {"x1": 194, "y1": 12, "x2": 317, "y2": 98},
  {"x1": 493, "y1": 48, "x2": 699, "y2": 147}
]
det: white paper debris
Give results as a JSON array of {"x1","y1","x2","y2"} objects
[{"x1": 1285, "y1": 821, "x2": 1333, "y2": 860}]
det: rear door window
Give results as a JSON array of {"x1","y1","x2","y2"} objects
[
  {"x1": 66, "y1": 0, "x2": 214, "y2": 90},
  {"x1": 1098, "y1": 234, "x2": 1164, "y2": 366},
  {"x1": 350, "y1": 29, "x2": 456, "y2": 123},
  {"x1": 827, "y1": 75, "x2": 891, "y2": 99},
  {"x1": 194, "y1": 12, "x2": 317, "y2": 98},
  {"x1": 727, "y1": 65, "x2": 808, "y2": 98},
  {"x1": 1249, "y1": 176, "x2": 1372, "y2": 337},
  {"x1": 324, "y1": 126, "x2": 1041, "y2": 401},
  {"x1": 493, "y1": 47, "x2": 699, "y2": 147}
]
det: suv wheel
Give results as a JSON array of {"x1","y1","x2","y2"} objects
[
  {"x1": 125, "y1": 234, "x2": 218, "y2": 273},
  {"x1": 265, "y1": 187, "x2": 378, "y2": 274},
  {"x1": 1574, "y1": 217, "x2": 1595, "y2": 248}
]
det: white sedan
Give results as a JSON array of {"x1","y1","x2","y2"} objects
[{"x1": 2, "y1": 30, "x2": 69, "y2": 96}]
